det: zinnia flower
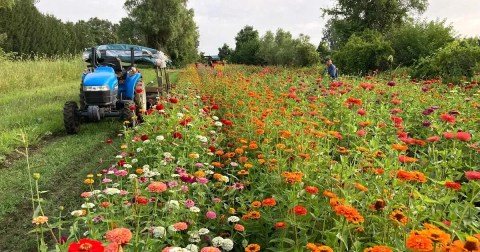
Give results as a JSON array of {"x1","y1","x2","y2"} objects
[
  {"x1": 147, "y1": 181, "x2": 167, "y2": 193},
  {"x1": 465, "y1": 171, "x2": 480, "y2": 181},
  {"x1": 293, "y1": 205, "x2": 308, "y2": 216},
  {"x1": 172, "y1": 222, "x2": 188, "y2": 231},
  {"x1": 405, "y1": 232, "x2": 433, "y2": 252},
  {"x1": 440, "y1": 113, "x2": 456, "y2": 124},
  {"x1": 105, "y1": 228, "x2": 132, "y2": 244},
  {"x1": 445, "y1": 181, "x2": 461, "y2": 190},
  {"x1": 68, "y1": 238, "x2": 104, "y2": 252},
  {"x1": 364, "y1": 245, "x2": 393, "y2": 252},
  {"x1": 245, "y1": 244, "x2": 261, "y2": 252},
  {"x1": 455, "y1": 131, "x2": 471, "y2": 141}
]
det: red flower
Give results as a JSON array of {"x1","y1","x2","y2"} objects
[
  {"x1": 105, "y1": 139, "x2": 113, "y2": 144},
  {"x1": 292, "y1": 205, "x2": 307, "y2": 216},
  {"x1": 129, "y1": 105, "x2": 136, "y2": 111},
  {"x1": 211, "y1": 104, "x2": 220, "y2": 110},
  {"x1": 426, "y1": 136, "x2": 440, "y2": 142},
  {"x1": 440, "y1": 113, "x2": 456, "y2": 124},
  {"x1": 155, "y1": 103, "x2": 165, "y2": 110},
  {"x1": 455, "y1": 131, "x2": 471, "y2": 141},
  {"x1": 136, "y1": 196, "x2": 149, "y2": 205},
  {"x1": 172, "y1": 132, "x2": 182, "y2": 139},
  {"x1": 140, "y1": 134, "x2": 149, "y2": 141},
  {"x1": 356, "y1": 130, "x2": 367, "y2": 136},
  {"x1": 169, "y1": 97, "x2": 178, "y2": 104},
  {"x1": 274, "y1": 222, "x2": 287, "y2": 229},
  {"x1": 465, "y1": 171, "x2": 480, "y2": 181},
  {"x1": 135, "y1": 87, "x2": 143, "y2": 93},
  {"x1": 305, "y1": 186, "x2": 319, "y2": 194},
  {"x1": 357, "y1": 109, "x2": 367, "y2": 115},
  {"x1": 445, "y1": 181, "x2": 461, "y2": 190},
  {"x1": 68, "y1": 238, "x2": 104, "y2": 252}
]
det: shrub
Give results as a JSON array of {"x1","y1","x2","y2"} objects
[{"x1": 333, "y1": 30, "x2": 394, "y2": 75}]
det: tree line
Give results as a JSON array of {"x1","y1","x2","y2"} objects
[
  {"x1": 0, "y1": 0, "x2": 199, "y2": 66},
  {"x1": 218, "y1": 0, "x2": 479, "y2": 81}
]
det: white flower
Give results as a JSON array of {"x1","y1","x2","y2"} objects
[
  {"x1": 189, "y1": 207, "x2": 200, "y2": 213},
  {"x1": 220, "y1": 176, "x2": 229, "y2": 183},
  {"x1": 206, "y1": 152, "x2": 214, "y2": 156},
  {"x1": 91, "y1": 190, "x2": 102, "y2": 195},
  {"x1": 81, "y1": 203, "x2": 95, "y2": 209},
  {"x1": 142, "y1": 139, "x2": 150, "y2": 144},
  {"x1": 214, "y1": 121, "x2": 223, "y2": 127},
  {"x1": 167, "y1": 200, "x2": 180, "y2": 209},
  {"x1": 107, "y1": 170, "x2": 114, "y2": 175},
  {"x1": 104, "y1": 188, "x2": 120, "y2": 195},
  {"x1": 152, "y1": 226, "x2": 166, "y2": 238},
  {"x1": 188, "y1": 231, "x2": 201, "y2": 243},
  {"x1": 143, "y1": 164, "x2": 150, "y2": 170},
  {"x1": 128, "y1": 174, "x2": 138, "y2": 180},
  {"x1": 211, "y1": 116, "x2": 219, "y2": 121},
  {"x1": 156, "y1": 135, "x2": 165, "y2": 141},
  {"x1": 131, "y1": 158, "x2": 138, "y2": 164},
  {"x1": 209, "y1": 130, "x2": 216, "y2": 135},
  {"x1": 205, "y1": 170, "x2": 214, "y2": 175},
  {"x1": 227, "y1": 216, "x2": 240, "y2": 223},
  {"x1": 186, "y1": 244, "x2": 198, "y2": 252},
  {"x1": 71, "y1": 210, "x2": 84, "y2": 217},
  {"x1": 221, "y1": 239, "x2": 234, "y2": 251},
  {"x1": 196, "y1": 135, "x2": 208, "y2": 143},
  {"x1": 163, "y1": 152, "x2": 173, "y2": 158},
  {"x1": 136, "y1": 147, "x2": 143, "y2": 153},
  {"x1": 177, "y1": 112, "x2": 184, "y2": 118},
  {"x1": 198, "y1": 228, "x2": 210, "y2": 235},
  {"x1": 212, "y1": 237, "x2": 224, "y2": 247},
  {"x1": 115, "y1": 155, "x2": 123, "y2": 159},
  {"x1": 123, "y1": 164, "x2": 132, "y2": 169}
]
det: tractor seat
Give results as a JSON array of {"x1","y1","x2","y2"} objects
[{"x1": 98, "y1": 57, "x2": 124, "y2": 73}]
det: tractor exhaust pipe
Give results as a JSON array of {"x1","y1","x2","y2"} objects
[
  {"x1": 90, "y1": 47, "x2": 97, "y2": 68},
  {"x1": 130, "y1": 47, "x2": 135, "y2": 67}
]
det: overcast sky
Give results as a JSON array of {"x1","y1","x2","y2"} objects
[{"x1": 35, "y1": 0, "x2": 480, "y2": 55}]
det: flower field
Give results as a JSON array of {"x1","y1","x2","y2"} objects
[{"x1": 34, "y1": 65, "x2": 479, "y2": 251}]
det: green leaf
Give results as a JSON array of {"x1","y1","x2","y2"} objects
[{"x1": 269, "y1": 237, "x2": 296, "y2": 246}]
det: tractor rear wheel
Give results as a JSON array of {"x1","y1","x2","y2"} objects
[
  {"x1": 121, "y1": 100, "x2": 136, "y2": 127},
  {"x1": 64, "y1": 101, "x2": 80, "y2": 134}
]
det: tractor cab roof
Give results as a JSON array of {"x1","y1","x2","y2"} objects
[{"x1": 83, "y1": 44, "x2": 169, "y2": 66}]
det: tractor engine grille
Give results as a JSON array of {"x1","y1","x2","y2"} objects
[{"x1": 84, "y1": 90, "x2": 117, "y2": 106}]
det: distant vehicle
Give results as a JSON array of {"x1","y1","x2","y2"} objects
[
  {"x1": 203, "y1": 55, "x2": 225, "y2": 68},
  {"x1": 63, "y1": 44, "x2": 170, "y2": 134}
]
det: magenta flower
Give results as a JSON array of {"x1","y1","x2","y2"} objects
[
  {"x1": 206, "y1": 211, "x2": 217, "y2": 219},
  {"x1": 465, "y1": 171, "x2": 480, "y2": 181}
]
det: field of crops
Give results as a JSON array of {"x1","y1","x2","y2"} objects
[{"x1": 26, "y1": 65, "x2": 479, "y2": 252}]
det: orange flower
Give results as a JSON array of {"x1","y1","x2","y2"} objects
[
  {"x1": 323, "y1": 190, "x2": 337, "y2": 198},
  {"x1": 334, "y1": 205, "x2": 364, "y2": 224},
  {"x1": 389, "y1": 210, "x2": 408, "y2": 225},
  {"x1": 243, "y1": 163, "x2": 253, "y2": 169},
  {"x1": 464, "y1": 236, "x2": 480, "y2": 251},
  {"x1": 237, "y1": 170, "x2": 249, "y2": 176},
  {"x1": 305, "y1": 186, "x2": 319, "y2": 194},
  {"x1": 247, "y1": 211, "x2": 261, "y2": 220},
  {"x1": 419, "y1": 227, "x2": 450, "y2": 245},
  {"x1": 353, "y1": 182, "x2": 368, "y2": 192},
  {"x1": 396, "y1": 169, "x2": 414, "y2": 181},
  {"x1": 405, "y1": 231, "x2": 433, "y2": 252},
  {"x1": 398, "y1": 155, "x2": 418, "y2": 163},
  {"x1": 392, "y1": 143, "x2": 408, "y2": 151},
  {"x1": 251, "y1": 201, "x2": 262, "y2": 208},
  {"x1": 105, "y1": 227, "x2": 132, "y2": 244},
  {"x1": 254, "y1": 129, "x2": 265, "y2": 135},
  {"x1": 316, "y1": 246, "x2": 334, "y2": 252},
  {"x1": 363, "y1": 246, "x2": 393, "y2": 252},
  {"x1": 293, "y1": 205, "x2": 308, "y2": 216},
  {"x1": 262, "y1": 197, "x2": 277, "y2": 207},
  {"x1": 245, "y1": 244, "x2": 261, "y2": 252}
]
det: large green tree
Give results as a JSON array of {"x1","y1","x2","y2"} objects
[
  {"x1": 231, "y1": 25, "x2": 261, "y2": 65},
  {"x1": 322, "y1": 0, "x2": 428, "y2": 49},
  {"x1": 124, "y1": 0, "x2": 199, "y2": 66},
  {"x1": 217, "y1": 43, "x2": 233, "y2": 61}
]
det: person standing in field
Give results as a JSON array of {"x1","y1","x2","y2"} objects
[{"x1": 325, "y1": 58, "x2": 338, "y2": 79}]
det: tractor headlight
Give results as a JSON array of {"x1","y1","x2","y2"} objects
[{"x1": 83, "y1": 86, "x2": 110, "y2": 91}]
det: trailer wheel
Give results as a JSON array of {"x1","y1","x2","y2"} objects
[
  {"x1": 64, "y1": 101, "x2": 80, "y2": 134},
  {"x1": 121, "y1": 100, "x2": 136, "y2": 127}
]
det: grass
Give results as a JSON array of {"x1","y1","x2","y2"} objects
[{"x1": 0, "y1": 58, "x2": 178, "y2": 251}]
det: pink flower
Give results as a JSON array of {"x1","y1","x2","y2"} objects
[
  {"x1": 443, "y1": 132, "x2": 455, "y2": 140},
  {"x1": 465, "y1": 171, "x2": 480, "y2": 181},
  {"x1": 200, "y1": 247, "x2": 222, "y2": 252},
  {"x1": 147, "y1": 182, "x2": 167, "y2": 193},
  {"x1": 440, "y1": 113, "x2": 456, "y2": 124},
  {"x1": 114, "y1": 170, "x2": 128, "y2": 176},
  {"x1": 184, "y1": 199, "x2": 195, "y2": 208},
  {"x1": 234, "y1": 224, "x2": 245, "y2": 232},
  {"x1": 105, "y1": 228, "x2": 132, "y2": 244},
  {"x1": 455, "y1": 131, "x2": 471, "y2": 141},
  {"x1": 426, "y1": 136, "x2": 441, "y2": 142},
  {"x1": 357, "y1": 109, "x2": 367, "y2": 115},
  {"x1": 212, "y1": 198, "x2": 222, "y2": 203},
  {"x1": 206, "y1": 211, "x2": 217, "y2": 219},
  {"x1": 172, "y1": 222, "x2": 188, "y2": 231},
  {"x1": 105, "y1": 242, "x2": 119, "y2": 252},
  {"x1": 197, "y1": 177, "x2": 209, "y2": 184},
  {"x1": 80, "y1": 192, "x2": 93, "y2": 198}
]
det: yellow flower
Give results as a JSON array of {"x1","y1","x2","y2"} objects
[
  {"x1": 84, "y1": 178, "x2": 94, "y2": 184},
  {"x1": 189, "y1": 153, "x2": 200, "y2": 159},
  {"x1": 120, "y1": 144, "x2": 128, "y2": 149},
  {"x1": 32, "y1": 216, "x2": 48, "y2": 225}
]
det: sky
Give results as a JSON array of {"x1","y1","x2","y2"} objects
[{"x1": 35, "y1": 0, "x2": 480, "y2": 55}]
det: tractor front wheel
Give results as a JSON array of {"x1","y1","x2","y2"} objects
[
  {"x1": 121, "y1": 100, "x2": 136, "y2": 127},
  {"x1": 64, "y1": 101, "x2": 80, "y2": 134}
]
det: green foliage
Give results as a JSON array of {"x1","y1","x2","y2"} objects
[
  {"x1": 124, "y1": 0, "x2": 199, "y2": 67},
  {"x1": 117, "y1": 17, "x2": 145, "y2": 45},
  {"x1": 412, "y1": 39, "x2": 480, "y2": 81},
  {"x1": 218, "y1": 43, "x2": 233, "y2": 61},
  {"x1": 388, "y1": 20, "x2": 454, "y2": 66},
  {"x1": 322, "y1": 0, "x2": 428, "y2": 49},
  {"x1": 333, "y1": 30, "x2": 394, "y2": 74},
  {"x1": 231, "y1": 25, "x2": 261, "y2": 65}
]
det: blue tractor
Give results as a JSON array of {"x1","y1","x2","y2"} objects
[{"x1": 63, "y1": 44, "x2": 170, "y2": 134}]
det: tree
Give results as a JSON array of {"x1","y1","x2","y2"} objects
[
  {"x1": 293, "y1": 34, "x2": 320, "y2": 67},
  {"x1": 117, "y1": 17, "x2": 145, "y2": 45},
  {"x1": 124, "y1": 0, "x2": 199, "y2": 66},
  {"x1": 218, "y1": 43, "x2": 233, "y2": 61},
  {"x1": 387, "y1": 19, "x2": 454, "y2": 66},
  {"x1": 231, "y1": 25, "x2": 261, "y2": 65},
  {"x1": 322, "y1": 0, "x2": 428, "y2": 49}
]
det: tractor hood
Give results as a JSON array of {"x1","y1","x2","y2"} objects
[{"x1": 83, "y1": 67, "x2": 118, "y2": 90}]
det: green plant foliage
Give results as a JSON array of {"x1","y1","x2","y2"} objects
[
  {"x1": 230, "y1": 25, "x2": 262, "y2": 65},
  {"x1": 333, "y1": 30, "x2": 394, "y2": 75},
  {"x1": 388, "y1": 20, "x2": 455, "y2": 66},
  {"x1": 412, "y1": 39, "x2": 480, "y2": 81},
  {"x1": 217, "y1": 43, "x2": 233, "y2": 61}
]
